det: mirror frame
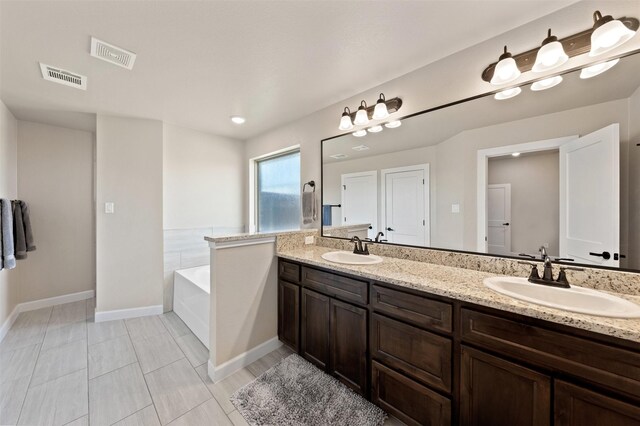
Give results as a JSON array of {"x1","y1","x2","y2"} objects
[{"x1": 320, "y1": 48, "x2": 640, "y2": 273}]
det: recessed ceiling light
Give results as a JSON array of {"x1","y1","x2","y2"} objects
[
  {"x1": 531, "y1": 75, "x2": 563, "y2": 91},
  {"x1": 494, "y1": 87, "x2": 522, "y2": 100},
  {"x1": 368, "y1": 125, "x2": 383, "y2": 133},
  {"x1": 385, "y1": 120, "x2": 402, "y2": 128},
  {"x1": 580, "y1": 58, "x2": 619, "y2": 79},
  {"x1": 230, "y1": 116, "x2": 246, "y2": 124},
  {"x1": 352, "y1": 130, "x2": 367, "y2": 137},
  {"x1": 512, "y1": 152, "x2": 521, "y2": 157}
]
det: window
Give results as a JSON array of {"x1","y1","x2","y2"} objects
[{"x1": 256, "y1": 150, "x2": 301, "y2": 232}]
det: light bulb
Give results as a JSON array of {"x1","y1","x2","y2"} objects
[
  {"x1": 512, "y1": 152, "x2": 521, "y2": 157},
  {"x1": 385, "y1": 120, "x2": 402, "y2": 128},
  {"x1": 372, "y1": 93, "x2": 389, "y2": 120},
  {"x1": 367, "y1": 125, "x2": 383, "y2": 133},
  {"x1": 531, "y1": 75, "x2": 563, "y2": 91},
  {"x1": 494, "y1": 87, "x2": 521, "y2": 100},
  {"x1": 533, "y1": 29, "x2": 568, "y2": 72},
  {"x1": 589, "y1": 11, "x2": 636, "y2": 57},
  {"x1": 580, "y1": 58, "x2": 619, "y2": 79},
  {"x1": 490, "y1": 46, "x2": 521, "y2": 85},
  {"x1": 230, "y1": 116, "x2": 245, "y2": 124},
  {"x1": 352, "y1": 130, "x2": 367, "y2": 137},
  {"x1": 353, "y1": 100, "x2": 369, "y2": 126},
  {"x1": 338, "y1": 107, "x2": 353, "y2": 130}
]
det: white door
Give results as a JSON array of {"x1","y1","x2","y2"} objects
[
  {"x1": 341, "y1": 171, "x2": 377, "y2": 239},
  {"x1": 487, "y1": 184, "x2": 512, "y2": 256},
  {"x1": 382, "y1": 166, "x2": 428, "y2": 246},
  {"x1": 560, "y1": 124, "x2": 619, "y2": 267}
]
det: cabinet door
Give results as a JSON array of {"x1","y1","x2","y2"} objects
[
  {"x1": 330, "y1": 298, "x2": 367, "y2": 395},
  {"x1": 278, "y1": 280, "x2": 299, "y2": 352},
  {"x1": 301, "y1": 288, "x2": 330, "y2": 370},
  {"x1": 460, "y1": 346, "x2": 551, "y2": 426},
  {"x1": 555, "y1": 380, "x2": 640, "y2": 426}
]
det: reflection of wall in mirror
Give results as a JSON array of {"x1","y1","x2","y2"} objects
[
  {"x1": 324, "y1": 97, "x2": 638, "y2": 268},
  {"x1": 628, "y1": 85, "x2": 640, "y2": 269}
]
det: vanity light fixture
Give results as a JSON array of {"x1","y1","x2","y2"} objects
[
  {"x1": 494, "y1": 87, "x2": 522, "y2": 100},
  {"x1": 352, "y1": 130, "x2": 367, "y2": 137},
  {"x1": 385, "y1": 120, "x2": 402, "y2": 128},
  {"x1": 339, "y1": 107, "x2": 354, "y2": 130},
  {"x1": 490, "y1": 46, "x2": 521, "y2": 85},
  {"x1": 590, "y1": 10, "x2": 637, "y2": 57},
  {"x1": 531, "y1": 75, "x2": 563, "y2": 91},
  {"x1": 372, "y1": 93, "x2": 390, "y2": 120},
  {"x1": 230, "y1": 116, "x2": 246, "y2": 124},
  {"x1": 533, "y1": 29, "x2": 568, "y2": 72},
  {"x1": 580, "y1": 58, "x2": 620, "y2": 79},
  {"x1": 354, "y1": 101, "x2": 370, "y2": 126},
  {"x1": 368, "y1": 125, "x2": 383, "y2": 133}
]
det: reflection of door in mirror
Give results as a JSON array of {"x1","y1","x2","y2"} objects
[
  {"x1": 381, "y1": 165, "x2": 429, "y2": 246},
  {"x1": 487, "y1": 184, "x2": 511, "y2": 256},
  {"x1": 340, "y1": 171, "x2": 377, "y2": 239}
]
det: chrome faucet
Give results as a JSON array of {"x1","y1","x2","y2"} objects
[{"x1": 350, "y1": 236, "x2": 369, "y2": 255}]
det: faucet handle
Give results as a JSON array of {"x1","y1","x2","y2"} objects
[
  {"x1": 559, "y1": 266, "x2": 584, "y2": 272},
  {"x1": 518, "y1": 261, "x2": 541, "y2": 281},
  {"x1": 518, "y1": 253, "x2": 536, "y2": 259}
]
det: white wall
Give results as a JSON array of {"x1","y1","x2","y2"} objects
[
  {"x1": 488, "y1": 151, "x2": 559, "y2": 256},
  {"x1": 17, "y1": 121, "x2": 95, "y2": 302},
  {"x1": 163, "y1": 123, "x2": 245, "y2": 231},
  {"x1": 96, "y1": 115, "x2": 164, "y2": 313},
  {"x1": 0, "y1": 100, "x2": 19, "y2": 329},
  {"x1": 628, "y1": 86, "x2": 640, "y2": 269}
]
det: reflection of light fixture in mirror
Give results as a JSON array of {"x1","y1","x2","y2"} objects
[
  {"x1": 512, "y1": 152, "x2": 521, "y2": 157},
  {"x1": 490, "y1": 46, "x2": 521, "y2": 85},
  {"x1": 580, "y1": 58, "x2": 620, "y2": 79},
  {"x1": 354, "y1": 101, "x2": 370, "y2": 126},
  {"x1": 230, "y1": 116, "x2": 246, "y2": 124},
  {"x1": 494, "y1": 87, "x2": 522, "y2": 100},
  {"x1": 531, "y1": 75, "x2": 563, "y2": 91},
  {"x1": 385, "y1": 120, "x2": 402, "y2": 128},
  {"x1": 352, "y1": 129, "x2": 367, "y2": 137},
  {"x1": 533, "y1": 29, "x2": 568, "y2": 72},
  {"x1": 590, "y1": 11, "x2": 637, "y2": 57},
  {"x1": 368, "y1": 125, "x2": 383, "y2": 133},
  {"x1": 338, "y1": 107, "x2": 353, "y2": 130},
  {"x1": 372, "y1": 93, "x2": 390, "y2": 120}
]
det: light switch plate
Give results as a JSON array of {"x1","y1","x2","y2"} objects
[
  {"x1": 105, "y1": 202, "x2": 114, "y2": 214},
  {"x1": 451, "y1": 203, "x2": 460, "y2": 213},
  {"x1": 304, "y1": 235, "x2": 314, "y2": 245}
]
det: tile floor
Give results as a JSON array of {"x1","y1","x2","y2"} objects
[{"x1": 0, "y1": 299, "x2": 403, "y2": 425}]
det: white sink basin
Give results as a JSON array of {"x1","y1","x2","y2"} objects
[
  {"x1": 321, "y1": 251, "x2": 383, "y2": 265},
  {"x1": 484, "y1": 276, "x2": 640, "y2": 318}
]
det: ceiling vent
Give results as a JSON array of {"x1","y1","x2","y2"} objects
[
  {"x1": 39, "y1": 63, "x2": 87, "y2": 90},
  {"x1": 352, "y1": 145, "x2": 370, "y2": 151},
  {"x1": 90, "y1": 37, "x2": 136, "y2": 70},
  {"x1": 330, "y1": 154, "x2": 348, "y2": 160}
]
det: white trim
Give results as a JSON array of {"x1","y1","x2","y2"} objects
[
  {"x1": 207, "y1": 236, "x2": 276, "y2": 250},
  {"x1": 0, "y1": 289, "x2": 95, "y2": 343},
  {"x1": 208, "y1": 336, "x2": 283, "y2": 383},
  {"x1": 476, "y1": 136, "x2": 577, "y2": 252},
  {"x1": 380, "y1": 164, "x2": 430, "y2": 246},
  {"x1": 94, "y1": 304, "x2": 163, "y2": 323}
]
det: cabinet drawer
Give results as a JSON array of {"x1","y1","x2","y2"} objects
[
  {"x1": 461, "y1": 309, "x2": 640, "y2": 398},
  {"x1": 371, "y1": 284, "x2": 452, "y2": 333},
  {"x1": 371, "y1": 313, "x2": 452, "y2": 393},
  {"x1": 302, "y1": 266, "x2": 368, "y2": 305},
  {"x1": 279, "y1": 260, "x2": 300, "y2": 283},
  {"x1": 372, "y1": 361, "x2": 451, "y2": 426}
]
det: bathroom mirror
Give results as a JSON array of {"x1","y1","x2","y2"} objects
[{"x1": 322, "y1": 50, "x2": 640, "y2": 271}]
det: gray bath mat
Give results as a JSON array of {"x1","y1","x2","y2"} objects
[{"x1": 230, "y1": 354, "x2": 387, "y2": 426}]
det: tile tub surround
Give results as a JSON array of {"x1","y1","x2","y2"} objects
[
  {"x1": 205, "y1": 229, "x2": 317, "y2": 246},
  {"x1": 316, "y1": 237, "x2": 640, "y2": 296},
  {"x1": 278, "y1": 245, "x2": 640, "y2": 343}
]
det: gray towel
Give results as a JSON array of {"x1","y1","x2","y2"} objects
[
  {"x1": 20, "y1": 201, "x2": 36, "y2": 252},
  {"x1": 1, "y1": 199, "x2": 16, "y2": 269},
  {"x1": 302, "y1": 191, "x2": 317, "y2": 225},
  {"x1": 13, "y1": 201, "x2": 27, "y2": 260}
]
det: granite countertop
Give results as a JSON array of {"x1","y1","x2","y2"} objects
[
  {"x1": 278, "y1": 245, "x2": 640, "y2": 344},
  {"x1": 205, "y1": 229, "x2": 308, "y2": 243}
]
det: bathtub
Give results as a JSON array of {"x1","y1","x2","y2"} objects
[{"x1": 173, "y1": 265, "x2": 210, "y2": 349}]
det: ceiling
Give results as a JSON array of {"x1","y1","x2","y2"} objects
[
  {"x1": 0, "y1": 0, "x2": 577, "y2": 138},
  {"x1": 323, "y1": 51, "x2": 640, "y2": 162}
]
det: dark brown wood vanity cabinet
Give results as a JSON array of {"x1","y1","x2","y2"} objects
[{"x1": 277, "y1": 258, "x2": 640, "y2": 426}]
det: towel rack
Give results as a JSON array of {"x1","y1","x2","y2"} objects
[{"x1": 303, "y1": 180, "x2": 316, "y2": 192}]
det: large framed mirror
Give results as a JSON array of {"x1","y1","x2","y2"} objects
[{"x1": 321, "y1": 50, "x2": 640, "y2": 271}]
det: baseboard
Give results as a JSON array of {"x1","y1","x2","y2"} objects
[
  {"x1": 0, "y1": 289, "x2": 95, "y2": 343},
  {"x1": 95, "y1": 304, "x2": 163, "y2": 323},
  {"x1": 208, "y1": 336, "x2": 282, "y2": 383}
]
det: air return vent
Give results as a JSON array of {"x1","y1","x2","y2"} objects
[
  {"x1": 330, "y1": 154, "x2": 348, "y2": 160},
  {"x1": 39, "y1": 63, "x2": 87, "y2": 90},
  {"x1": 90, "y1": 37, "x2": 136, "y2": 70}
]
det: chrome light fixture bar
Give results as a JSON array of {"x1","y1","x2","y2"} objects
[
  {"x1": 338, "y1": 94, "x2": 403, "y2": 130},
  {"x1": 482, "y1": 12, "x2": 638, "y2": 83}
]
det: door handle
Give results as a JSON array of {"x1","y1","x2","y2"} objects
[
  {"x1": 386, "y1": 227, "x2": 394, "y2": 231},
  {"x1": 502, "y1": 222, "x2": 510, "y2": 226},
  {"x1": 589, "y1": 251, "x2": 611, "y2": 260}
]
